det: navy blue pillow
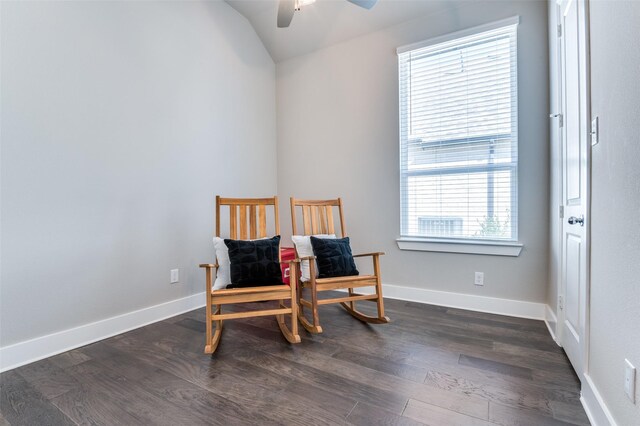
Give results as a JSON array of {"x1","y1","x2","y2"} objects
[
  {"x1": 310, "y1": 236, "x2": 359, "y2": 279},
  {"x1": 224, "y1": 236, "x2": 282, "y2": 288}
]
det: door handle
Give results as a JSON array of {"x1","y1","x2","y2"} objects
[{"x1": 568, "y1": 215, "x2": 584, "y2": 226}]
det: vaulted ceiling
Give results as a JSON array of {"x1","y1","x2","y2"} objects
[{"x1": 225, "y1": 0, "x2": 472, "y2": 62}]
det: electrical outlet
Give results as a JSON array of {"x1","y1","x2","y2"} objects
[
  {"x1": 474, "y1": 272, "x2": 484, "y2": 286},
  {"x1": 170, "y1": 269, "x2": 179, "y2": 284},
  {"x1": 625, "y1": 359, "x2": 636, "y2": 403}
]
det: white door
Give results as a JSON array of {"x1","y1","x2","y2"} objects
[{"x1": 559, "y1": 0, "x2": 590, "y2": 377}]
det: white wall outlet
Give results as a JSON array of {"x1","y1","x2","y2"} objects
[
  {"x1": 625, "y1": 359, "x2": 636, "y2": 403},
  {"x1": 474, "y1": 272, "x2": 484, "y2": 286},
  {"x1": 170, "y1": 269, "x2": 179, "y2": 284}
]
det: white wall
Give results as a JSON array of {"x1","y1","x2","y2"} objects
[
  {"x1": 0, "y1": 1, "x2": 276, "y2": 347},
  {"x1": 276, "y1": 1, "x2": 549, "y2": 303},
  {"x1": 588, "y1": 1, "x2": 640, "y2": 424}
]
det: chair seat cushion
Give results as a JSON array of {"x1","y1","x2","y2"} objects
[
  {"x1": 225, "y1": 236, "x2": 283, "y2": 288},
  {"x1": 310, "y1": 236, "x2": 359, "y2": 279}
]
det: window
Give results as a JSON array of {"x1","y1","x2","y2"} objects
[{"x1": 398, "y1": 18, "x2": 519, "y2": 244}]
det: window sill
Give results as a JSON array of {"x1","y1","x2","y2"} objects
[{"x1": 396, "y1": 237, "x2": 523, "y2": 257}]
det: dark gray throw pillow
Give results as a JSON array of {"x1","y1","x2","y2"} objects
[
  {"x1": 224, "y1": 236, "x2": 282, "y2": 288},
  {"x1": 310, "y1": 236, "x2": 359, "y2": 279}
]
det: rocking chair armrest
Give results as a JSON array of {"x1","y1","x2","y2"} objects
[
  {"x1": 353, "y1": 252, "x2": 385, "y2": 258},
  {"x1": 199, "y1": 263, "x2": 219, "y2": 269}
]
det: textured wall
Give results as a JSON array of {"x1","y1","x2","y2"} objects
[
  {"x1": 276, "y1": 1, "x2": 549, "y2": 303},
  {"x1": 0, "y1": 1, "x2": 276, "y2": 346},
  {"x1": 588, "y1": 1, "x2": 640, "y2": 424}
]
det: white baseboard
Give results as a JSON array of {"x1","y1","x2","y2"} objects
[
  {"x1": 0, "y1": 292, "x2": 205, "y2": 373},
  {"x1": 0, "y1": 285, "x2": 547, "y2": 372},
  {"x1": 581, "y1": 373, "x2": 617, "y2": 426},
  {"x1": 346, "y1": 283, "x2": 546, "y2": 320},
  {"x1": 544, "y1": 304, "x2": 560, "y2": 345}
]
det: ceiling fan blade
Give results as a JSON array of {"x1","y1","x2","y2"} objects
[
  {"x1": 346, "y1": 0, "x2": 378, "y2": 10},
  {"x1": 277, "y1": 0, "x2": 295, "y2": 28}
]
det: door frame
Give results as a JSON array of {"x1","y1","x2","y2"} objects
[{"x1": 554, "y1": 0, "x2": 592, "y2": 378}]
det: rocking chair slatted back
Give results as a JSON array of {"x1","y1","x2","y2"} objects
[
  {"x1": 290, "y1": 198, "x2": 345, "y2": 237},
  {"x1": 216, "y1": 196, "x2": 280, "y2": 241}
]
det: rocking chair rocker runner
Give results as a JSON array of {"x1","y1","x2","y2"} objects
[
  {"x1": 199, "y1": 196, "x2": 300, "y2": 354},
  {"x1": 290, "y1": 197, "x2": 390, "y2": 334}
]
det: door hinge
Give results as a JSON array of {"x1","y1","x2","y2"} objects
[
  {"x1": 550, "y1": 113, "x2": 564, "y2": 128},
  {"x1": 559, "y1": 295, "x2": 564, "y2": 310},
  {"x1": 557, "y1": 24, "x2": 562, "y2": 38},
  {"x1": 559, "y1": 205, "x2": 564, "y2": 219}
]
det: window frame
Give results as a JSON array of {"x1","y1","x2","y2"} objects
[{"x1": 396, "y1": 16, "x2": 522, "y2": 256}]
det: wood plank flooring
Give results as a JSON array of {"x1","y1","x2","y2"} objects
[{"x1": 0, "y1": 296, "x2": 590, "y2": 425}]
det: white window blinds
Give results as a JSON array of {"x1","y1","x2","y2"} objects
[{"x1": 398, "y1": 19, "x2": 518, "y2": 241}]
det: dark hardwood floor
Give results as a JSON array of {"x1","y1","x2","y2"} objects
[{"x1": 0, "y1": 296, "x2": 590, "y2": 425}]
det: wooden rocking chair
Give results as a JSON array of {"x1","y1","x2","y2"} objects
[
  {"x1": 199, "y1": 196, "x2": 300, "y2": 354},
  {"x1": 290, "y1": 197, "x2": 390, "y2": 334}
]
